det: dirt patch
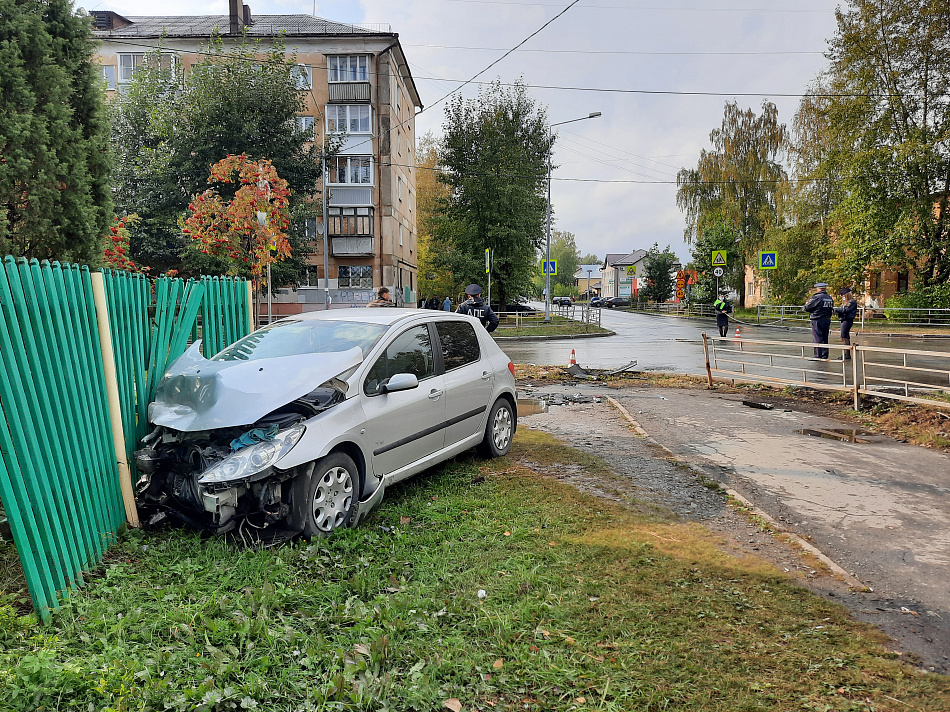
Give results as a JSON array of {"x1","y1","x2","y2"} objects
[{"x1": 517, "y1": 399, "x2": 950, "y2": 675}]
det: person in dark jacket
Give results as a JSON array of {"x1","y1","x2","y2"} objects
[
  {"x1": 427, "y1": 296, "x2": 440, "y2": 310},
  {"x1": 456, "y1": 284, "x2": 499, "y2": 332},
  {"x1": 834, "y1": 286, "x2": 858, "y2": 359},
  {"x1": 367, "y1": 286, "x2": 395, "y2": 307},
  {"x1": 803, "y1": 282, "x2": 835, "y2": 359},
  {"x1": 713, "y1": 292, "x2": 733, "y2": 337}
]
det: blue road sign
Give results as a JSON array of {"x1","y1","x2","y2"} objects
[
  {"x1": 543, "y1": 260, "x2": 558, "y2": 275},
  {"x1": 759, "y1": 251, "x2": 777, "y2": 270}
]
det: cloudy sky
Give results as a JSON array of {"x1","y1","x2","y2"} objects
[{"x1": 91, "y1": 0, "x2": 843, "y2": 262}]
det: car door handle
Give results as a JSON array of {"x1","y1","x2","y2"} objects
[
  {"x1": 428, "y1": 389, "x2": 443, "y2": 400},
  {"x1": 481, "y1": 370, "x2": 491, "y2": 380}
]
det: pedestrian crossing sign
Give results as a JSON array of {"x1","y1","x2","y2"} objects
[
  {"x1": 711, "y1": 250, "x2": 727, "y2": 267},
  {"x1": 758, "y1": 251, "x2": 777, "y2": 270},
  {"x1": 543, "y1": 260, "x2": 557, "y2": 275}
]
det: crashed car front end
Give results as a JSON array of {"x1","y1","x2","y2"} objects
[{"x1": 132, "y1": 328, "x2": 376, "y2": 538}]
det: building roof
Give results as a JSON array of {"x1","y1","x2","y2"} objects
[
  {"x1": 92, "y1": 13, "x2": 384, "y2": 39},
  {"x1": 602, "y1": 253, "x2": 628, "y2": 267},
  {"x1": 612, "y1": 249, "x2": 647, "y2": 266}
]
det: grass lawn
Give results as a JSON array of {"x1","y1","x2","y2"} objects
[
  {"x1": 494, "y1": 316, "x2": 611, "y2": 338},
  {"x1": 1, "y1": 431, "x2": 948, "y2": 710}
]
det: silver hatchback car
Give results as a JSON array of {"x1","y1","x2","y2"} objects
[{"x1": 134, "y1": 309, "x2": 517, "y2": 542}]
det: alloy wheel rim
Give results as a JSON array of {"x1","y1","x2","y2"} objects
[
  {"x1": 312, "y1": 466, "x2": 354, "y2": 532},
  {"x1": 492, "y1": 406, "x2": 512, "y2": 450}
]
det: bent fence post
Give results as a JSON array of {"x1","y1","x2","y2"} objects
[{"x1": 90, "y1": 272, "x2": 139, "y2": 528}]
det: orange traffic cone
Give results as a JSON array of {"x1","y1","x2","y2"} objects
[
  {"x1": 569, "y1": 349, "x2": 577, "y2": 366},
  {"x1": 735, "y1": 325, "x2": 741, "y2": 340}
]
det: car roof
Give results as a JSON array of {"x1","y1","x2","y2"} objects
[{"x1": 282, "y1": 308, "x2": 465, "y2": 327}]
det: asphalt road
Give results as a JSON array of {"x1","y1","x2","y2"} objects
[{"x1": 500, "y1": 306, "x2": 950, "y2": 389}]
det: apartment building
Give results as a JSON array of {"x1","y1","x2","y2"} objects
[{"x1": 92, "y1": 2, "x2": 422, "y2": 309}]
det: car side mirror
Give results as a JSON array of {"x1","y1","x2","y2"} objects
[{"x1": 380, "y1": 373, "x2": 419, "y2": 394}]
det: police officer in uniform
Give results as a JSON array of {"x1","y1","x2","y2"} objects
[
  {"x1": 834, "y1": 286, "x2": 858, "y2": 359},
  {"x1": 803, "y1": 282, "x2": 834, "y2": 359},
  {"x1": 456, "y1": 284, "x2": 499, "y2": 333},
  {"x1": 713, "y1": 292, "x2": 732, "y2": 337}
]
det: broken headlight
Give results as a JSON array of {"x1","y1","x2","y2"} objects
[{"x1": 198, "y1": 424, "x2": 305, "y2": 486}]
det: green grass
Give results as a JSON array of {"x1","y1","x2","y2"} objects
[
  {"x1": 494, "y1": 317, "x2": 611, "y2": 337},
  {"x1": 1, "y1": 434, "x2": 948, "y2": 711}
]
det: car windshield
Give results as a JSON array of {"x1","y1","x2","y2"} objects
[{"x1": 212, "y1": 319, "x2": 389, "y2": 362}]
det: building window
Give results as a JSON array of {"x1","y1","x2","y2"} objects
[
  {"x1": 295, "y1": 64, "x2": 312, "y2": 90},
  {"x1": 102, "y1": 65, "x2": 116, "y2": 90},
  {"x1": 303, "y1": 218, "x2": 318, "y2": 238},
  {"x1": 328, "y1": 55, "x2": 368, "y2": 83},
  {"x1": 118, "y1": 53, "x2": 143, "y2": 84},
  {"x1": 397, "y1": 175, "x2": 403, "y2": 201},
  {"x1": 296, "y1": 116, "x2": 315, "y2": 140},
  {"x1": 897, "y1": 271, "x2": 909, "y2": 292},
  {"x1": 328, "y1": 207, "x2": 372, "y2": 236},
  {"x1": 338, "y1": 265, "x2": 373, "y2": 289},
  {"x1": 328, "y1": 156, "x2": 372, "y2": 185},
  {"x1": 397, "y1": 131, "x2": 401, "y2": 156},
  {"x1": 399, "y1": 223, "x2": 404, "y2": 246},
  {"x1": 326, "y1": 105, "x2": 370, "y2": 134}
]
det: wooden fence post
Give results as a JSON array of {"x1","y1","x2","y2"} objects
[
  {"x1": 702, "y1": 331, "x2": 713, "y2": 388},
  {"x1": 90, "y1": 272, "x2": 139, "y2": 527}
]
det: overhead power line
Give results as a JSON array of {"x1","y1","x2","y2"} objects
[
  {"x1": 404, "y1": 43, "x2": 825, "y2": 56},
  {"x1": 441, "y1": 0, "x2": 832, "y2": 12}
]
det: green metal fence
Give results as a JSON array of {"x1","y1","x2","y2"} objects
[
  {"x1": 0, "y1": 259, "x2": 125, "y2": 620},
  {"x1": 0, "y1": 262, "x2": 251, "y2": 620}
]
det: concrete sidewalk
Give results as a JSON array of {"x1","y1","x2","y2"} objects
[{"x1": 613, "y1": 387, "x2": 950, "y2": 657}]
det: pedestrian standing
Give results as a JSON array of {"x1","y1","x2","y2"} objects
[
  {"x1": 834, "y1": 287, "x2": 858, "y2": 359},
  {"x1": 713, "y1": 292, "x2": 733, "y2": 338},
  {"x1": 427, "y1": 296, "x2": 440, "y2": 310},
  {"x1": 442, "y1": 296, "x2": 452, "y2": 311},
  {"x1": 803, "y1": 282, "x2": 834, "y2": 359},
  {"x1": 366, "y1": 286, "x2": 395, "y2": 307},
  {"x1": 456, "y1": 284, "x2": 499, "y2": 333}
]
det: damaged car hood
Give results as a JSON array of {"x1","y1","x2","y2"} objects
[{"x1": 148, "y1": 341, "x2": 363, "y2": 431}]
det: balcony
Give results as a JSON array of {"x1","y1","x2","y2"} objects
[
  {"x1": 331, "y1": 236, "x2": 374, "y2": 257},
  {"x1": 329, "y1": 83, "x2": 370, "y2": 103}
]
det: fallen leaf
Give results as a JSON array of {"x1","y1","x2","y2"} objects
[
  {"x1": 504, "y1": 531, "x2": 511, "y2": 536},
  {"x1": 432, "y1": 496, "x2": 438, "y2": 501},
  {"x1": 529, "y1": 645, "x2": 539, "y2": 653},
  {"x1": 400, "y1": 516, "x2": 411, "y2": 525},
  {"x1": 548, "y1": 541, "x2": 557, "y2": 547},
  {"x1": 492, "y1": 658, "x2": 504, "y2": 669},
  {"x1": 354, "y1": 643, "x2": 370, "y2": 656},
  {"x1": 443, "y1": 699, "x2": 462, "y2": 712},
  {"x1": 564, "y1": 636, "x2": 575, "y2": 645},
  {"x1": 482, "y1": 673, "x2": 492, "y2": 681},
  {"x1": 576, "y1": 697, "x2": 586, "y2": 704}
]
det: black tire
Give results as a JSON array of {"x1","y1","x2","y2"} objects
[
  {"x1": 299, "y1": 453, "x2": 359, "y2": 538},
  {"x1": 478, "y1": 398, "x2": 515, "y2": 458}
]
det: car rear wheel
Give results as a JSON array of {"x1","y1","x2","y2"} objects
[
  {"x1": 300, "y1": 453, "x2": 359, "y2": 538},
  {"x1": 479, "y1": 398, "x2": 514, "y2": 458}
]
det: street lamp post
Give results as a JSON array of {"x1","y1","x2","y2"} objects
[
  {"x1": 586, "y1": 268, "x2": 592, "y2": 299},
  {"x1": 545, "y1": 112, "x2": 601, "y2": 322}
]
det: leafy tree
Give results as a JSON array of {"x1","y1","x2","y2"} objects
[
  {"x1": 686, "y1": 219, "x2": 741, "y2": 303},
  {"x1": 676, "y1": 101, "x2": 789, "y2": 304},
  {"x1": 579, "y1": 253, "x2": 601, "y2": 265},
  {"x1": 548, "y1": 230, "x2": 581, "y2": 290},
  {"x1": 639, "y1": 243, "x2": 678, "y2": 303},
  {"x1": 415, "y1": 133, "x2": 457, "y2": 301},
  {"x1": 437, "y1": 80, "x2": 552, "y2": 308},
  {"x1": 806, "y1": 0, "x2": 950, "y2": 286},
  {"x1": 111, "y1": 37, "x2": 321, "y2": 278},
  {"x1": 0, "y1": 0, "x2": 112, "y2": 261}
]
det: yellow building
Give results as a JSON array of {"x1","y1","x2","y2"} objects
[{"x1": 92, "y1": 3, "x2": 422, "y2": 309}]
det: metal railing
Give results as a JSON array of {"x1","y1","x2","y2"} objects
[
  {"x1": 756, "y1": 304, "x2": 950, "y2": 329},
  {"x1": 493, "y1": 303, "x2": 601, "y2": 330},
  {"x1": 702, "y1": 333, "x2": 950, "y2": 410},
  {"x1": 626, "y1": 301, "x2": 718, "y2": 318}
]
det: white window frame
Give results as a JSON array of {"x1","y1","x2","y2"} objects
[
  {"x1": 101, "y1": 65, "x2": 116, "y2": 90},
  {"x1": 327, "y1": 156, "x2": 373, "y2": 185},
  {"x1": 296, "y1": 116, "x2": 315, "y2": 140},
  {"x1": 325, "y1": 105, "x2": 371, "y2": 134},
  {"x1": 118, "y1": 53, "x2": 143, "y2": 84},
  {"x1": 399, "y1": 223, "x2": 404, "y2": 247},
  {"x1": 338, "y1": 265, "x2": 373, "y2": 289},
  {"x1": 328, "y1": 55, "x2": 369, "y2": 83},
  {"x1": 295, "y1": 64, "x2": 312, "y2": 90},
  {"x1": 397, "y1": 175, "x2": 403, "y2": 202}
]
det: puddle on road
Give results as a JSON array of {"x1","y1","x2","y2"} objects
[
  {"x1": 797, "y1": 427, "x2": 880, "y2": 444},
  {"x1": 518, "y1": 398, "x2": 548, "y2": 416}
]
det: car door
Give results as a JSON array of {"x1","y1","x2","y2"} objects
[
  {"x1": 361, "y1": 323, "x2": 446, "y2": 478},
  {"x1": 435, "y1": 320, "x2": 494, "y2": 448}
]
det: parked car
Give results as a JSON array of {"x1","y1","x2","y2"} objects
[
  {"x1": 135, "y1": 310, "x2": 518, "y2": 541},
  {"x1": 602, "y1": 297, "x2": 630, "y2": 308},
  {"x1": 552, "y1": 296, "x2": 573, "y2": 307},
  {"x1": 589, "y1": 296, "x2": 605, "y2": 308}
]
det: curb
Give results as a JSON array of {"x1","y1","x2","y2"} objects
[
  {"x1": 493, "y1": 330, "x2": 615, "y2": 342},
  {"x1": 604, "y1": 395, "x2": 866, "y2": 589}
]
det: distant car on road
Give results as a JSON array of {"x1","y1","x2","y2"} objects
[
  {"x1": 552, "y1": 296, "x2": 573, "y2": 307},
  {"x1": 602, "y1": 297, "x2": 630, "y2": 308}
]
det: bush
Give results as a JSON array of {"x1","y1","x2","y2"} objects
[{"x1": 884, "y1": 284, "x2": 950, "y2": 322}]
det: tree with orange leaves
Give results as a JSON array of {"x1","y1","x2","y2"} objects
[{"x1": 182, "y1": 155, "x2": 292, "y2": 276}]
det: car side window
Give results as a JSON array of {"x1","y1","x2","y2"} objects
[
  {"x1": 436, "y1": 321, "x2": 480, "y2": 371},
  {"x1": 363, "y1": 325, "x2": 435, "y2": 395}
]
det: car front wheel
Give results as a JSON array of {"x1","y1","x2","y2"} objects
[
  {"x1": 479, "y1": 398, "x2": 514, "y2": 458},
  {"x1": 300, "y1": 453, "x2": 359, "y2": 538}
]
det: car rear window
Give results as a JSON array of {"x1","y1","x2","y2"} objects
[
  {"x1": 436, "y1": 320, "x2": 480, "y2": 371},
  {"x1": 213, "y1": 320, "x2": 388, "y2": 361}
]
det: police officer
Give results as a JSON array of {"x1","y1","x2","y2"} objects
[
  {"x1": 456, "y1": 284, "x2": 499, "y2": 333},
  {"x1": 803, "y1": 282, "x2": 835, "y2": 359},
  {"x1": 713, "y1": 291, "x2": 732, "y2": 337},
  {"x1": 834, "y1": 286, "x2": 858, "y2": 359}
]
